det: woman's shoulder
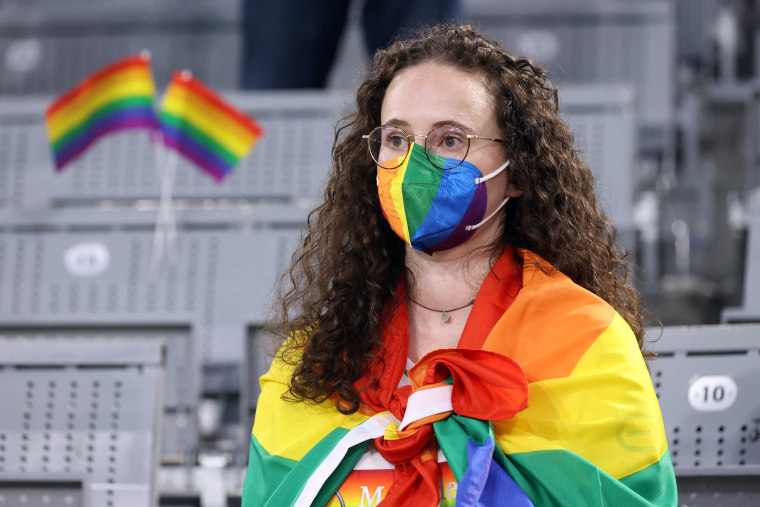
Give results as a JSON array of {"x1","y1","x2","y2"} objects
[
  {"x1": 482, "y1": 249, "x2": 638, "y2": 383},
  {"x1": 252, "y1": 338, "x2": 371, "y2": 462},
  {"x1": 516, "y1": 248, "x2": 624, "y2": 328}
]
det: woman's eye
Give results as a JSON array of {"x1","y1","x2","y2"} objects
[
  {"x1": 443, "y1": 135, "x2": 459, "y2": 148},
  {"x1": 387, "y1": 135, "x2": 406, "y2": 148},
  {"x1": 440, "y1": 134, "x2": 464, "y2": 150}
]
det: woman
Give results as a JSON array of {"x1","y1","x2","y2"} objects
[{"x1": 243, "y1": 25, "x2": 677, "y2": 506}]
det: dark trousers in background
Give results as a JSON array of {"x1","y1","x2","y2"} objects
[{"x1": 241, "y1": 0, "x2": 461, "y2": 89}]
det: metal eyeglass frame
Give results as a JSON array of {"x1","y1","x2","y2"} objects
[{"x1": 362, "y1": 124, "x2": 505, "y2": 169}]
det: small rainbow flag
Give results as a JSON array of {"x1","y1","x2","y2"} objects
[
  {"x1": 45, "y1": 53, "x2": 158, "y2": 170},
  {"x1": 159, "y1": 71, "x2": 264, "y2": 181}
]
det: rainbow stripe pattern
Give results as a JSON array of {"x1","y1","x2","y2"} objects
[
  {"x1": 243, "y1": 249, "x2": 677, "y2": 506},
  {"x1": 377, "y1": 143, "x2": 487, "y2": 253},
  {"x1": 45, "y1": 54, "x2": 157, "y2": 171},
  {"x1": 159, "y1": 71, "x2": 264, "y2": 181}
]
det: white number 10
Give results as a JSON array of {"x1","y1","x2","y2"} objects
[{"x1": 687, "y1": 375, "x2": 738, "y2": 412}]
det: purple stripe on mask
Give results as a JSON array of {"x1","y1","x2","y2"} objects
[{"x1": 425, "y1": 183, "x2": 488, "y2": 253}]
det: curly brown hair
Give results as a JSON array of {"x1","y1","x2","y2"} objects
[{"x1": 270, "y1": 24, "x2": 645, "y2": 414}]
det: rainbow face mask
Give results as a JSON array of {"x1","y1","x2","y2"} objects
[{"x1": 377, "y1": 142, "x2": 510, "y2": 254}]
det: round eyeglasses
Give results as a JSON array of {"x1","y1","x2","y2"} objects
[{"x1": 363, "y1": 124, "x2": 504, "y2": 170}]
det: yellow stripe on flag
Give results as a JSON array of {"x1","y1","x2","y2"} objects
[
  {"x1": 252, "y1": 351, "x2": 369, "y2": 462},
  {"x1": 161, "y1": 85, "x2": 258, "y2": 158},
  {"x1": 493, "y1": 313, "x2": 668, "y2": 480},
  {"x1": 46, "y1": 68, "x2": 154, "y2": 142}
]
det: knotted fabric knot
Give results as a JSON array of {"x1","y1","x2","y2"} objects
[
  {"x1": 373, "y1": 348, "x2": 529, "y2": 506},
  {"x1": 375, "y1": 383, "x2": 453, "y2": 465}
]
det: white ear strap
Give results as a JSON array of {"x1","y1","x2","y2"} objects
[
  {"x1": 474, "y1": 159, "x2": 510, "y2": 184},
  {"x1": 465, "y1": 196, "x2": 510, "y2": 231}
]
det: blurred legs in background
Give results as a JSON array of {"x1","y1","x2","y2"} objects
[{"x1": 240, "y1": 0, "x2": 460, "y2": 89}]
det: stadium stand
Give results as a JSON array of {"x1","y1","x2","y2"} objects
[
  {"x1": 723, "y1": 207, "x2": 760, "y2": 323},
  {"x1": 0, "y1": 336, "x2": 166, "y2": 506},
  {"x1": 0, "y1": 0, "x2": 240, "y2": 93},
  {"x1": 647, "y1": 324, "x2": 760, "y2": 506},
  {"x1": 464, "y1": 0, "x2": 673, "y2": 151}
]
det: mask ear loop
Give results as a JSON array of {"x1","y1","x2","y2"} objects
[
  {"x1": 474, "y1": 159, "x2": 510, "y2": 184},
  {"x1": 466, "y1": 159, "x2": 512, "y2": 231},
  {"x1": 465, "y1": 196, "x2": 510, "y2": 231}
]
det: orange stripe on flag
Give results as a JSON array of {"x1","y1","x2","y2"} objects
[
  {"x1": 46, "y1": 55, "x2": 150, "y2": 118},
  {"x1": 169, "y1": 72, "x2": 264, "y2": 137},
  {"x1": 482, "y1": 250, "x2": 616, "y2": 382},
  {"x1": 46, "y1": 68, "x2": 154, "y2": 142}
]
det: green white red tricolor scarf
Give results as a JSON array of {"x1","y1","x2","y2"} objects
[{"x1": 243, "y1": 248, "x2": 677, "y2": 506}]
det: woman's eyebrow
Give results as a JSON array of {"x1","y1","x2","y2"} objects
[
  {"x1": 431, "y1": 120, "x2": 474, "y2": 133},
  {"x1": 383, "y1": 118, "x2": 408, "y2": 128},
  {"x1": 383, "y1": 118, "x2": 475, "y2": 133}
]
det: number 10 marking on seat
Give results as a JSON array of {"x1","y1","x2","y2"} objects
[{"x1": 687, "y1": 375, "x2": 738, "y2": 412}]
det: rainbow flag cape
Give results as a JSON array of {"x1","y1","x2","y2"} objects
[
  {"x1": 45, "y1": 54, "x2": 157, "y2": 171},
  {"x1": 243, "y1": 248, "x2": 678, "y2": 506},
  {"x1": 159, "y1": 71, "x2": 264, "y2": 181}
]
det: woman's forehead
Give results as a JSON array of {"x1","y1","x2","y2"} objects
[{"x1": 380, "y1": 61, "x2": 496, "y2": 134}]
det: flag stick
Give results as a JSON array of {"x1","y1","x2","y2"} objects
[
  {"x1": 163, "y1": 149, "x2": 179, "y2": 263},
  {"x1": 150, "y1": 143, "x2": 180, "y2": 275},
  {"x1": 149, "y1": 133, "x2": 167, "y2": 276}
]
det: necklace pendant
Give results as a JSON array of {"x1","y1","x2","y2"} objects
[{"x1": 441, "y1": 310, "x2": 450, "y2": 323}]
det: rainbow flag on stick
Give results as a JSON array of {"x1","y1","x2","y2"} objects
[
  {"x1": 159, "y1": 71, "x2": 264, "y2": 181},
  {"x1": 45, "y1": 53, "x2": 157, "y2": 171}
]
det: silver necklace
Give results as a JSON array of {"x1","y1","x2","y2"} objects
[{"x1": 407, "y1": 296, "x2": 476, "y2": 323}]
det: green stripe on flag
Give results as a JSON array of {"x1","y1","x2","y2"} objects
[
  {"x1": 312, "y1": 441, "x2": 368, "y2": 507},
  {"x1": 435, "y1": 414, "x2": 493, "y2": 481},
  {"x1": 244, "y1": 426, "x2": 365, "y2": 507},
  {"x1": 619, "y1": 450, "x2": 678, "y2": 506},
  {"x1": 503, "y1": 448, "x2": 677, "y2": 506},
  {"x1": 434, "y1": 415, "x2": 677, "y2": 506},
  {"x1": 52, "y1": 96, "x2": 153, "y2": 151},
  {"x1": 159, "y1": 111, "x2": 239, "y2": 166},
  {"x1": 242, "y1": 435, "x2": 297, "y2": 507}
]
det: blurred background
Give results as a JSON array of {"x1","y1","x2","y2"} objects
[{"x1": 0, "y1": 0, "x2": 759, "y2": 505}]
